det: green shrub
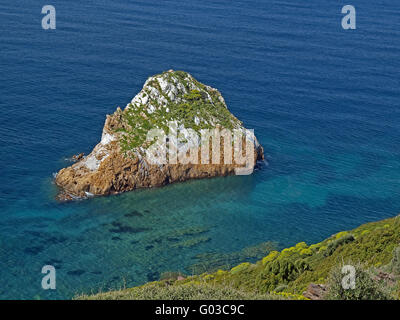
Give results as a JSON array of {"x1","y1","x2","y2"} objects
[
  {"x1": 335, "y1": 231, "x2": 349, "y2": 239},
  {"x1": 390, "y1": 246, "x2": 400, "y2": 274},
  {"x1": 230, "y1": 262, "x2": 251, "y2": 274},
  {"x1": 324, "y1": 234, "x2": 355, "y2": 257},
  {"x1": 326, "y1": 264, "x2": 392, "y2": 300},
  {"x1": 300, "y1": 248, "x2": 312, "y2": 256},
  {"x1": 262, "y1": 251, "x2": 279, "y2": 265},
  {"x1": 274, "y1": 284, "x2": 288, "y2": 293},
  {"x1": 295, "y1": 242, "x2": 308, "y2": 250}
]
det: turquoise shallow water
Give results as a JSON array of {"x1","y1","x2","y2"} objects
[{"x1": 0, "y1": 0, "x2": 399, "y2": 299}]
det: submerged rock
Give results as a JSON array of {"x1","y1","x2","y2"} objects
[
  {"x1": 72, "y1": 153, "x2": 84, "y2": 162},
  {"x1": 55, "y1": 70, "x2": 264, "y2": 200}
]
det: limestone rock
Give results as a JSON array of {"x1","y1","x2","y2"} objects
[
  {"x1": 303, "y1": 284, "x2": 327, "y2": 300},
  {"x1": 55, "y1": 70, "x2": 264, "y2": 200},
  {"x1": 72, "y1": 153, "x2": 84, "y2": 162}
]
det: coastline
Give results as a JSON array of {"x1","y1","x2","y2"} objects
[{"x1": 79, "y1": 214, "x2": 400, "y2": 300}]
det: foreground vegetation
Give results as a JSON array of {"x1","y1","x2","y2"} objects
[
  {"x1": 79, "y1": 215, "x2": 400, "y2": 300},
  {"x1": 78, "y1": 282, "x2": 288, "y2": 300}
]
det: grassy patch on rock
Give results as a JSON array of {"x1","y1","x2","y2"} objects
[{"x1": 112, "y1": 70, "x2": 242, "y2": 153}]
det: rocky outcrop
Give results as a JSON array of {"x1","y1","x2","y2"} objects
[
  {"x1": 55, "y1": 70, "x2": 264, "y2": 200},
  {"x1": 72, "y1": 153, "x2": 84, "y2": 162},
  {"x1": 303, "y1": 284, "x2": 327, "y2": 300}
]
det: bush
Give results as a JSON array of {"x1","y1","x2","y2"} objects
[
  {"x1": 335, "y1": 231, "x2": 349, "y2": 240},
  {"x1": 326, "y1": 264, "x2": 392, "y2": 300},
  {"x1": 262, "y1": 251, "x2": 279, "y2": 265},
  {"x1": 300, "y1": 248, "x2": 312, "y2": 256},
  {"x1": 230, "y1": 262, "x2": 251, "y2": 274},
  {"x1": 274, "y1": 284, "x2": 288, "y2": 292},
  {"x1": 324, "y1": 234, "x2": 355, "y2": 257},
  {"x1": 295, "y1": 242, "x2": 308, "y2": 250},
  {"x1": 390, "y1": 246, "x2": 400, "y2": 274}
]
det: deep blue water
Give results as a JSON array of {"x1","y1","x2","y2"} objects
[{"x1": 0, "y1": 0, "x2": 399, "y2": 299}]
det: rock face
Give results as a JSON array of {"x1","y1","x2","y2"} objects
[
  {"x1": 55, "y1": 70, "x2": 264, "y2": 200},
  {"x1": 303, "y1": 284, "x2": 327, "y2": 300}
]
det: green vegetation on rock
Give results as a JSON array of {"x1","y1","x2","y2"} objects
[{"x1": 112, "y1": 70, "x2": 243, "y2": 153}]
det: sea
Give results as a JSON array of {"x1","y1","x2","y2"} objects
[{"x1": 0, "y1": 0, "x2": 399, "y2": 299}]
